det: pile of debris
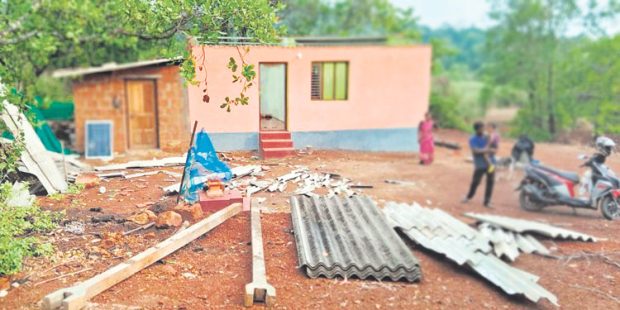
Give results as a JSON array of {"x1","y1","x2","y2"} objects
[
  {"x1": 465, "y1": 212, "x2": 598, "y2": 261},
  {"x1": 42, "y1": 203, "x2": 244, "y2": 310},
  {"x1": 235, "y1": 166, "x2": 360, "y2": 198},
  {"x1": 383, "y1": 202, "x2": 601, "y2": 306},
  {"x1": 465, "y1": 212, "x2": 598, "y2": 242},
  {"x1": 383, "y1": 202, "x2": 559, "y2": 305}
]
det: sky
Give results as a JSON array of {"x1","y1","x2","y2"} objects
[
  {"x1": 392, "y1": 0, "x2": 492, "y2": 29},
  {"x1": 392, "y1": 0, "x2": 620, "y2": 34}
]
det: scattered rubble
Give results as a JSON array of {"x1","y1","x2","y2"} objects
[
  {"x1": 4, "y1": 182, "x2": 35, "y2": 207},
  {"x1": 41, "y1": 203, "x2": 242, "y2": 310},
  {"x1": 465, "y1": 213, "x2": 598, "y2": 242},
  {"x1": 63, "y1": 221, "x2": 85, "y2": 235},
  {"x1": 76, "y1": 173, "x2": 101, "y2": 188},
  {"x1": 477, "y1": 222, "x2": 551, "y2": 261},
  {"x1": 91, "y1": 215, "x2": 115, "y2": 223},
  {"x1": 188, "y1": 204, "x2": 204, "y2": 221},
  {"x1": 384, "y1": 179, "x2": 415, "y2": 186},
  {"x1": 127, "y1": 211, "x2": 156, "y2": 225},
  {"x1": 96, "y1": 171, "x2": 125, "y2": 179},
  {"x1": 384, "y1": 202, "x2": 558, "y2": 306},
  {"x1": 1, "y1": 102, "x2": 68, "y2": 194},
  {"x1": 156, "y1": 211, "x2": 183, "y2": 228},
  {"x1": 94, "y1": 157, "x2": 186, "y2": 172}
]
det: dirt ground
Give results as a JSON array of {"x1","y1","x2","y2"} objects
[{"x1": 2, "y1": 129, "x2": 620, "y2": 309}]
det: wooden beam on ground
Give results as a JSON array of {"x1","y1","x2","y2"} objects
[
  {"x1": 1, "y1": 102, "x2": 68, "y2": 194},
  {"x1": 41, "y1": 203, "x2": 243, "y2": 310},
  {"x1": 244, "y1": 199, "x2": 276, "y2": 307}
]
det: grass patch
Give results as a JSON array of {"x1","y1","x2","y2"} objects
[{"x1": 0, "y1": 182, "x2": 62, "y2": 275}]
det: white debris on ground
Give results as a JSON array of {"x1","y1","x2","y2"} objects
[
  {"x1": 94, "y1": 156, "x2": 186, "y2": 172},
  {"x1": 228, "y1": 165, "x2": 361, "y2": 198},
  {"x1": 4, "y1": 182, "x2": 35, "y2": 208},
  {"x1": 63, "y1": 221, "x2": 86, "y2": 235}
]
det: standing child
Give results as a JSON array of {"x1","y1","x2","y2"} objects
[{"x1": 485, "y1": 123, "x2": 500, "y2": 173}]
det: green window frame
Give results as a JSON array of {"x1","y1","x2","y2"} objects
[{"x1": 311, "y1": 62, "x2": 348, "y2": 100}]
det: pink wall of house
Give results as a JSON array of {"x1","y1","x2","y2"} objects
[{"x1": 187, "y1": 45, "x2": 431, "y2": 133}]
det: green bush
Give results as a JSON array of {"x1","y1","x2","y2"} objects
[
  {"x1": 0, "y1": 182, "x2": 62, "y2": 275},
  {"x1": 429, "y1": 92, "x2": 468, "y2": 131},
  {"x1": 509, "y1": 108, "x2": 552, "y2": 141}
]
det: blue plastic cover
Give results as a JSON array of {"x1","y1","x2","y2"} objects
[{"x1": 180, "y1": 130, "x2": 232, "y2": 203}]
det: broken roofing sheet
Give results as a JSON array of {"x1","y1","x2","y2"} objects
[
  {"x1": 477, "y1": 222, "x2": 550, "y2": 262},
  {"x1": 290, "y1": 195, "x2": 422, "y2": 282},
  {"x1": 465, "y1": 213, "x2": 598, "y2": 242},
  {"x1": 383, "y1": 202, "x2": 558, "y2": 306}
]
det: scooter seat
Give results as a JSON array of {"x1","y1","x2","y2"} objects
[{"x1": 536, "y1": 164, "x2": 580, "y2": 183}]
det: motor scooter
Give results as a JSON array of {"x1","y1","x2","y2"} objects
[{"x1": 517, "y1": 156, "x2": 620, "y2": 220}]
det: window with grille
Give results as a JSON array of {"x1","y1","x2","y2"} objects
[{"x1": 311, "y1": 62, "x2": 348, "y2": 100}]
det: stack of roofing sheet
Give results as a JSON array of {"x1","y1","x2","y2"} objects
[
  {"x1": 465, "y1": 213, "x2": 598, "y2": 242},
  {"x1": 477, "y1": 222, "x2": 550, "y2": 262},
  {"x1": 384, "y1": 202, "x2": 558, "y2": 306},
  {"x1": 290, "y1": 195, "x2": 422, "y2": 282}
]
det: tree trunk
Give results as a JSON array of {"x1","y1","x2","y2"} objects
[
  {"x1": 528, "y1": 79, "x2": 542, "y2": 128},
  {"x1": 547, "y1": 61, "x2": 556, "y2": 135}
]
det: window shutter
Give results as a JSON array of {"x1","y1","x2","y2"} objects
[
  {"x1": 335, "y1": 62, "x2": 348, "y2": 100},
  {"x1": 311, "y1": 63, "x2": 322, "y2": 99},
  {"x1": 322, "y1": 63, "x2": 335, "y2": 100}
]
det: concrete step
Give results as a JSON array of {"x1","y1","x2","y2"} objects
[
  {"x1": 261, "y1": 147, "x2": 295, "y2": 159},
  {"x1": 260, "y1": 131, "x2": 291, "y2": 140},
  {"x1": 260, "y1": 139, "x2": 293, "y2": 149}
]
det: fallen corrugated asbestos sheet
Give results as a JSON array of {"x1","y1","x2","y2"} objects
[
  {"x1": 477, "y1": 222, "x2": 550, "y2": 261},
  {"x1": 290, "y1": 195, "x2": 422, "y2": 282},
  {"x1": 465, "y1": 213, "x2": 598, "y2": 242},
  {"x1": 383, "y1": 202, "x2": 558, "y2": 306}
]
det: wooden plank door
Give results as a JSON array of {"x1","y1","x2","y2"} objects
[{"x1": 125, "y1": 80, "x2": 158, "y2": 149}]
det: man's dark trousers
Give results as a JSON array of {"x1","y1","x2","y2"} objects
[{"x1": 466, "y1": 168, "x2": 495, "y2": 205}]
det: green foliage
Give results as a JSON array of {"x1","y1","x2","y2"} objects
[
  {"x1": 510, "y1": 108, "x2": 553, "y2": 141},
  {"x1": 555, "y1": 35, "x2": 620, "y2": 135},
  {"x1": 429, "y1": 92, "x2": 467, "y2": 131},
  {"x1": 421, "y1": 26, "x2": 486, "y2": 73},
  {"x1": 0, "y1": 132, "x2": 25, "y2": 183},
  {"x1": 429, "y1": 78, "x2": 468, "y2": 131},
  {"x1": 484, "y1": 0, "x2": 620, "y2": 140},
  {"x1": 66, "y1": 183, "x2": 84, "y2": 195},
  {"x1": 1, "y1": 0, "x2": 281, "y2": 114},
  {"x1": 0, "y1": 183, "x2": 61, "y2": 275},
  {"x1": 279, "y1": 0, "x2": 420, "y2": 41}
]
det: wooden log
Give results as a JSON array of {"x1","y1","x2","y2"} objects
[
  {"x1": 244, "y1": 199, "x2": 276, "y2": 307},
  {"x1": 41, "y1": 203, "x2": 243, "y2": 310},
  {"x1": 434, "y1": 140, "x2": 462, "y2": 150}
]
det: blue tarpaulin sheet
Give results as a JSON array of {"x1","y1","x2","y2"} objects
[{"x1": 180, "y1": 130, "x2": 232, "y2": 203}]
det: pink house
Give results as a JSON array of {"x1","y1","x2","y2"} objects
[
  {"x1": 56, "y1": 38, "x2": 431, "y2": 158},
  {"x1": 189, "y1": 39, "x2": 432, "y2": 156}
]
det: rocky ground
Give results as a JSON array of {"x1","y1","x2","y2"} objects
[{"x1": 2, "y1": 129, "x2": 619, "y2": 309}]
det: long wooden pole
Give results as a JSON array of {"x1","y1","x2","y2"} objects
[
  {"x1": 244, "y1": 199, "x2": 276, "y2": 307},
  {"x1": 41, "y1": 203, "x2": 242, "y2": 310},
  {"x1": 177, "y1": 120, "x2": 198, "y2": 203}
]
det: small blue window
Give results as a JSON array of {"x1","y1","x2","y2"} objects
[{"x1": 85, "y1": 121, "x2": 113, "y2": 159}]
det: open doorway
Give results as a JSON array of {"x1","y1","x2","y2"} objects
[{"x1": 259, "y1": 63, "x2": 287, "y2": 131}]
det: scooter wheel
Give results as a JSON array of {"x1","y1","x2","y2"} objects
[
  {"x1": 519, "y1": 190, "x2": 543, "y2": 211},
  {"x1": 600, "y1": 196, "x2": 620, "y2": 220}
]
